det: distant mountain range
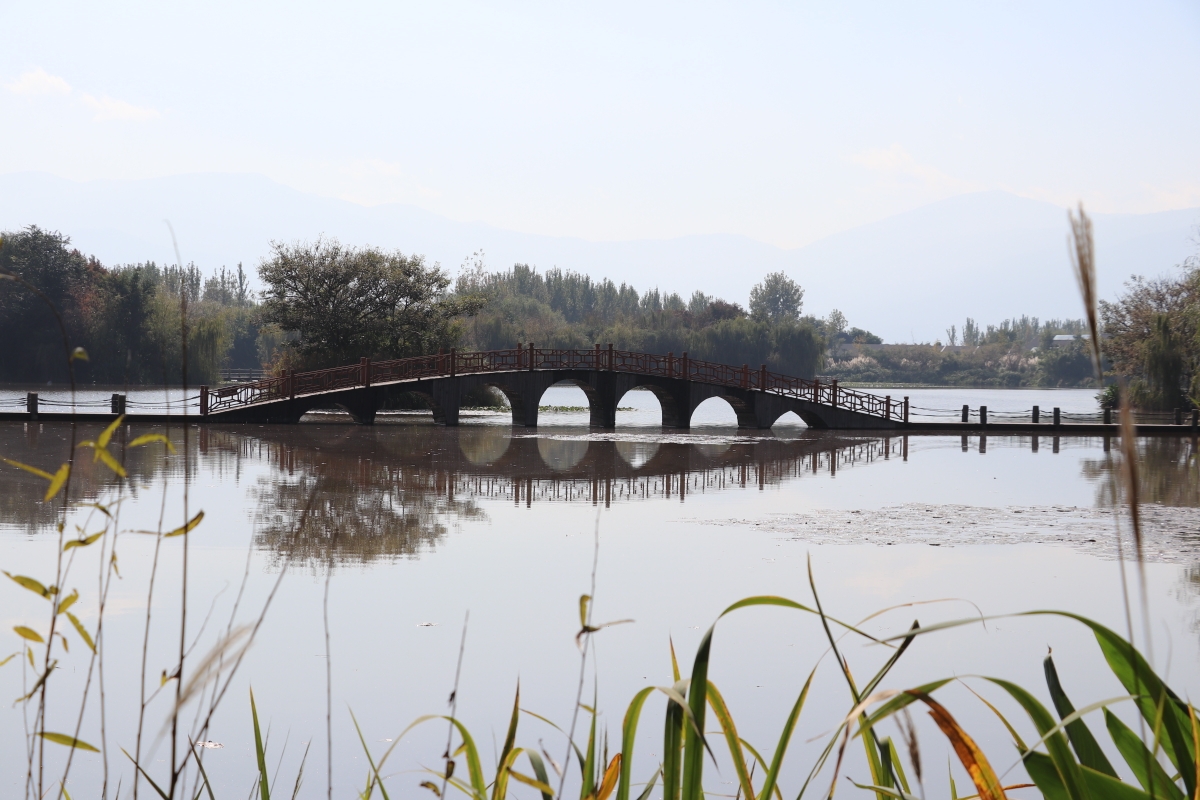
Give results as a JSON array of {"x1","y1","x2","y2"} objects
[{"x1": 1, "y1": 171, "x2": 1196, "y2": 343}]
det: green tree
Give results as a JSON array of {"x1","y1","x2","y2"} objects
[
  {"x1": 260, "y1": 238, "x2": 482, "y2": 368},
  {"x1": 749, "y1": 272, "x2": 803, "y2": 323}
]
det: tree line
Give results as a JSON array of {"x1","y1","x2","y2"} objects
[{"x1": 3, "y1": 223, "x2": 1196, "y2": 406}]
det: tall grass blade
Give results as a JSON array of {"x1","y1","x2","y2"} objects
[
  {"x1": 1043, "y1": 655, "x2": 1118, "y2": 776},
  {"x1": 121, "y1": 747, "x2": 170, "y2": 800},
  {"x1": 752, "y1": 666, "x2": 812, "y2": 800},
  {"x1": 350, "y1": 710, "x2": 391, "y2": 800},
  {"x1": 983, "y1": 679, "x2": 1080, "y2": 800},
  {"x1": 491, "y1": 685, "x2": 521, "y2": 800},
  {"x1": 582, "y1": 703, "x2": 597, "y2": 798},
  {"x1": 524, "y1": 750, "x2": 554, "y2": 800},
  {"x1": 662, "y1": 682, "x2": 685, "y2": 800},
  {"x1": 616, "y1": 687, "x2": 655, "y2": 800},
  {"x1": 706, "y1": 682, "x2": 756, "y2": 800},
  {"x1": 251, "y1": 688, "x2": 271, "y2": 800},
  {"x1": 1102, "y1": 710, "x2": 1184, "y2": 800}
]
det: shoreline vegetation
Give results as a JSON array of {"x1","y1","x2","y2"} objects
[{"x1": 2, "y1": 224, "x2": 1198, "y2": 408}]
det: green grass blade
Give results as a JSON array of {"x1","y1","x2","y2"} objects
[
  {"x1": 190, "y1": 740, "x2": 218, "y2": 800},
  {"x1": 121, "y1": 747, "x2": 170, "y2": 800},
  {"x1": 758, "y1": 667, "x2": 813, "y2": 800},
  {"x1": 350, "y1": 709, "x2": 391, "y2": 800},
  {"x1": 985, "y1": 678, "x2": 1086, "y2": 800},
  {"x1": 706, "y1": 682, "x2": 756, "y2": 800},
  {"x1": 1044, "y1": 655, "x2": 1118, "y2": 777},
  {"x1": 581, "y1": 703, "x2": 597, "y2": 798},
  {"x1": 251, "y1": 688, "x2": 271, "y2": 800},
  {"x1": 525, "y1": 750, "x2": 554, "y2": 800},
  {"x1": 492, "y1": 684, "x2": 521, "y2": 800},
  {"x1": 1104, "y1": 709, "x2": 1185, "y2": 800},
  {"x1": 1023, "y1": 751, "x2": 1070, "y2": 800},
  {"x1": 616, "y1": 687, "x2": 655, "y2": 800},
  {"x1": 663, "y1": 686, "x2": 685, "y2": 800},
  {"x1": 634, "y1": 767, "x2": 660, "y2": 800},
  {"x1": 1078, "y1": 765, "x2": 1152, "y2": 800},
  {"x1": 681, "y1": 626, "x2": 713, "y2": 800}
]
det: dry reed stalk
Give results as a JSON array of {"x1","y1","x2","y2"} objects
[{"x1": 1068, "y1": 204, "x2": 1103, "y2": 377}]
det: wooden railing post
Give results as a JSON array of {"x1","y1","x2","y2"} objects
[
  {"x1": 288, "y1": 370, "x2": 296, "y2": 401},
  {"x1": 668, "y1": 352, "x2": 674, "y2": 378},
  {"x1": 200, "y1": 386, "x2": 209, "y2": 416},
  {"x1": 516, "y1": 342, "x2": 523, "y2": 370},
  {"x1": 450, "y1": 348, "x2": 457, "y2": 377},
  {"x1": 885, "y1": 394, "x2": 891, "y2": 420},
  {"x1": 364, "y1": 357, "x2": 372, "y2": 387},
  {"x1": 360, "y1": 357, "x2": 369, "y2": 387},
  {"x1": 832, "y1": 379, "x2": 838, "y2": 408},
  {"x1": 812, "y1": 378, "x2": 820, "y2": 403},
  {"x1": 681, "y1": 352, "x2": 689, "y2": 380},
  {"x1": 594, "y1": 343, "x2": 601, "y2": 370},
  {"x1": 528, "y1": 343, "x2": 535, "y2": 371},
  {"x1": 759, "y1": 364, "x2": 766, "y2": 391},
  {"x1": 607, "y1": 343, "x2": 613, "y2": 371},
  {"x1": 903, "y1": 396, "x2": 909, "y2": 424},
  {"x1": 741, "y1": 364, "x2": 749, "y2": 389}
]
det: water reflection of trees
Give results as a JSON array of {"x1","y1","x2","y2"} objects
[
  {"x1": 0, "y1": 421, "x2": 197, "y2": 533},
  {"x1": 1081, "y1": 438, "x2": 1200, "y2": 507}
]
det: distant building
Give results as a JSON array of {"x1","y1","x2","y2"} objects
[{"x1": 1050, "y1": 334, "x2": 1090, "y2": 348}]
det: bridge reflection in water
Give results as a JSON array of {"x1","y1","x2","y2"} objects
[{"x1": 188, "y1": 426, "x2": 905, "y2": 567}]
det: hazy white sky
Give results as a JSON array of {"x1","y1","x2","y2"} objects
[{"x1": 2, "y1": 1, "x2": 1197, "y2": 248}]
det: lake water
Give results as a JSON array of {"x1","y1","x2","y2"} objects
[{"x1": 1, "y1": 384, "x2": 1197, "y2": 799}]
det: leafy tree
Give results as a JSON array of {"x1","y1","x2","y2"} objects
[
  {"x1": 260, "y1": 238, "x2": 482, "y2": 368},
  {"x1": 749, "y1": 272, "x2": 803, "y2": 323}
]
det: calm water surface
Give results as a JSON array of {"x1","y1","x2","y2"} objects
[{"x1": 1, "y1": 385, "x2": 1197, "y2": 798}]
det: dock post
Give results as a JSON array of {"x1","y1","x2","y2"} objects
[
  {"x1": 27, "y1": 392, "x2": 38, "y2": 419},
  {"x1": 199, "y1": 386, "x2": 208, "y2": 416},
  {"x1": 1103, "y1": 407, "x2": 1111, "y2": 425},
  {"x1": 1032, "y1": 405, "x2": 1039, "y2": 424},
  {"x1": 961, "y1": 404, "x2": 968, "y2": 423},
  {"x1": 903, "y1": 396, "x2": 909, "y2": 424},
  {"x1": 111, "y1": 393, "x2": 127, "y2": 415},
  {"x1": 980, "y1": 406, "x2": 987, "y2": 425},
  {"x1": 1053, "y1": 407, "x2": 1060, "y2": 426},
  {"x1": 885, "y1": 395, "x2": 891, "y2": 420},
  {"x1": 1175, "y1": 407, "x2": 1182, "y2": 425}
]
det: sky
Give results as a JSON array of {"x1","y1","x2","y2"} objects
[{"x1": 1, "y1": 1, "x2": 1198, "y2": 250}]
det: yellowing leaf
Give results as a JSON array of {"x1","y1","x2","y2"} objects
[
  {"x1": 66, "y1": 612, "x2": 95, "y2": 653},
  {"x1": 37, "y1": 732, "x2": 99, "y2": 752},
  {"x1": 165, "y1": 510, "x2": 204, "y2": 538},
  {"x1": 26, "y1": 647, "x2": 34, "y2": 668},
  {"x1": 129, "y1": 433, "x2": 176, "y2": 453},
  {"x1": 64, "y1": 533, "x2": 102, "y2": 551},
  {"x1": 44, "y1": 463, "x2": 70, "y2": 502},
  {"x1": 13, "y1": 626, "x2": 44, "y2": 643},
  {"x1": 57, "y1": 590, "x2": 79, "y2": 615},
  {"x1": 95, "y1": 448, "x2": 126, "y2": 478},
  {"x1": 0, "y1": 652, "x2": 17, "y2": 668},
  {"x1": 508, "y1": 769, "x2": 555, "y2": 795},
  {"x1": 57, "y1": 632, "x2": 69, "y2": 653},
  {"x1": 97, "y1": 415, "x2": 123, "y2": 449},
  {"x1": 2, "y1": 458, "x2": 54, "y2": 481},
  {"x1": 579, "y1": 594, "x2": 591, "y2": 627},
  {"x1": 3, "y1": 571, "x2": 51, "y2": 598}
]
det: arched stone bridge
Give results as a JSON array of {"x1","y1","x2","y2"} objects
[{"x1": 200, "y1": 346, "x2": 909, "y2": 429}]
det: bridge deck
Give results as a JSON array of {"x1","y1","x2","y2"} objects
[{"x1": 200, "y1": 346, "x2": 904, "y2": 429}]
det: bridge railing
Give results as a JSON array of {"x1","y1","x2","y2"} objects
[{"x1": 204, "y1": 347, "x2": 904, "y2": 421}]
